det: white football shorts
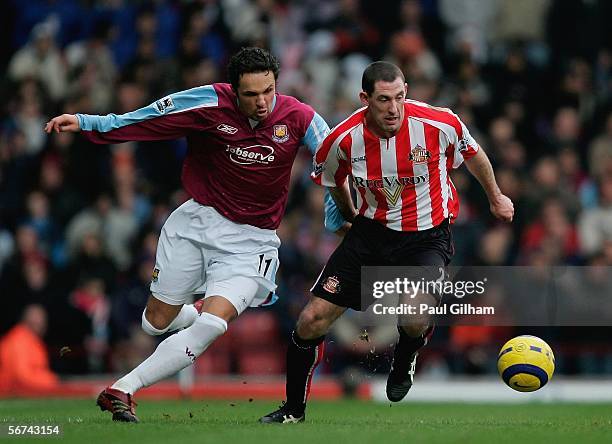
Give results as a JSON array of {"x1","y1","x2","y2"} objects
[{"x1": 150, "y1": 199, "x2": 280, "y2": 312}]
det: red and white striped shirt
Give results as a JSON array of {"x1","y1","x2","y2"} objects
[{"x1": 311, "y1": 100, "x2": 480, "y2": 231}]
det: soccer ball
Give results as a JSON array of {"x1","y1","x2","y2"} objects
[{"x1": 497, "y1": 335, "x2": 555, "y2": 392}]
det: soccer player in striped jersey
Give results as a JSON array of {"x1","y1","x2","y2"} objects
[
  {"x1": 260, "y1": 61, "x2": 513, "y2": 424},
  {"x1": 45, "y1": 47, "x2": 345, "y2": 422}
]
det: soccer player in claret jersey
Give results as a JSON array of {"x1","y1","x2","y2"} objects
[
  {"x1": 44, "y1": 47, "x2": 345, "y2": 422},
  {"x1": 260, "y1": 61, "x2": 514, "y2": 424}
]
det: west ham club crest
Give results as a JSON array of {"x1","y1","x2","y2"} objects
[{"x1": 272, "y1": 124, "x2": 289, "y2": 143}]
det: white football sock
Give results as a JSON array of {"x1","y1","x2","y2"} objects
[{"x1": 111, "y1": 312, "x2": 227, "y2": 394}]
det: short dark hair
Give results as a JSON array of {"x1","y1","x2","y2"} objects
[
  {"x1": 362, "y1": 61, "x2": 405, "y2": 95},
  {"x1": 227, "y1": 47, "x2": 280, "y2": 90}
]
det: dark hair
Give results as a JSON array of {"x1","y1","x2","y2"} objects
[
  {"x1": 361, "y1": 61, "x2": 405, "y2": 95},
  {"x1": 227, "y1": 47, "x2": 280, "y2": 90}
]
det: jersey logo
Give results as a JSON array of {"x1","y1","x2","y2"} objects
[
  {"x1": 272, "y1": 124, "x2": 289, "y2": 143},
  {"x1": 151, "y1": 268, "x2": 160, "y2": 283},
  {"x1": 382, "y1": 186, "x2": 404, "y2": 206},
  {"x1": 313, "y1": 161, "x2": 325, "y2": 176},
  {"x1": 155, "y1": 96, "x2": 175, "y2": 114},
  {"x1": 353, "y1": 175, "x2": 430, "y2": 206},
  {"x1": 226, "y1": 144, "x2": 276, "y2": 165},
  {"x1": 458, "y1": 137, "x2": 472, "y2": 152},
  {"x1": 322, "y1": 276, "x2": 341, "y2": 294},
  {"x1": 217, "y1": 123, "x2": 238, "y2": 134},
  {"x1": 409, "y1": 144, "x2": 430, "y2": 164},
  {"x1": 353, "y1": 175, "x2": 429, "y2": 189}
]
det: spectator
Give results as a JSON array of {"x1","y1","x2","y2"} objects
[
  {"x1": 578, "y1": 174, "x2": 612, "y2": 257},
  {"x1": 520, "y1": 197, "x2": 579, "y2": 263},
  {"x1": 8, "y1": 18, "x2": 67, "y2": 102},
  {"x1": 0, "y1": 304, "x2": 59, "y2": 394},
  {"x1": 65, "y1": 20, "x2": 118, "y2": 113},
  {"x1": 22, "y1": 190, "x2": 61, "y2": 259},
  {"x1": 38, "y1": 153, "x2": 84, "y2": 227},
  {"x1": 65, "y1": 193, "x2": 138, "y2": 271},
  {"x1": 68, "y1": 232, "x2": 117, "y2": 294},
  {"x1": 439, "y1": 0, "x2": 499, "y2": 63},
  {"x1": 588, "y1": 112, "x2": 612, "y2": 180},
  {"x1": 69, "y1": 277, "x2": 111, "y2": 372}
]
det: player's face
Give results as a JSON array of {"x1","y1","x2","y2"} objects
[
  {"x1": 361, "y1": 78, "x2": 407, "y2": 138},
  {"x1": 235, "y1": 71, "x2": 276, "y2": 121}
]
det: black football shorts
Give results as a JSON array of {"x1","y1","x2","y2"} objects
[{"x1": 311, "y1": 215, "x2": 454, "y2": 311}]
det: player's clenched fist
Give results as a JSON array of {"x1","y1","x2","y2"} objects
[
  {"x1": 44, "y1": 114, "x2": 80, "y2": 134},
  {"x1": 490, "y1": 194, "x2": 514, "y2": 222}
]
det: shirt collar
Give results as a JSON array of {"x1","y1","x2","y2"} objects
[{"x1": 243, "y1": 95, "x2": 277, "y2": 128}]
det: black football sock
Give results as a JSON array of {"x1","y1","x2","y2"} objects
[
  {"x1": 285, "y1": 330, "x2": 325, "y2": 413},
  {"x1": 391, "y1": 325, "x2": 434, "y2": 373},
  {"x1": 398, "y1": 325, "x2": 434, "y2": 351}
]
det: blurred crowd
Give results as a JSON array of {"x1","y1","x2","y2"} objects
[{"x1": 1, "y1": 0, "x2": 612, "y2": 387}]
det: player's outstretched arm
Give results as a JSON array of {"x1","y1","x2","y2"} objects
[
  {"x1": 44, "y1": 114, "x2": 80, "y2": 134},
  {"x1": 44, "y1": 86, "x2": 218, "y2": 144},
  {"x1": 464, "y1": 148, "x2": 514, "y2": 222}
]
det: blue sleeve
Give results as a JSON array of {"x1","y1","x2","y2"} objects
[
  {"x1": 301, "y1": 112, "x2": 329, "y2": 154},
  {"x1": 77, "y1": 85, "x2": 219, "y2": 132},
  {"x1": 324, "y1": 190, "x2": 347, "y2": 233},
  {"x1": 302, "y1": 112, "x2": 347, "y2": 233}
]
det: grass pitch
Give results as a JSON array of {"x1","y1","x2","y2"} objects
[{"x1": 1, "y1": 399, "x2": 611, "y2": 444}]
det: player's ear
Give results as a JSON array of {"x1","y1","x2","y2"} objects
[
  {"x1": 404, "y1": 83, "x2": 408, "y2": 96},
  {"x1": 359, "y1": 91, "x2": 369, "y2": 106}
]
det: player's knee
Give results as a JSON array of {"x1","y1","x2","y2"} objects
[
  {"x1": 296, "y1": 308, "x2": 331, "y2": 339},
  {"x1": 141, "y1": 309, "x2": 171, "y2": 335},
  {"x1": 399, "y1": 323, "x2": 429, "y2": 338}
]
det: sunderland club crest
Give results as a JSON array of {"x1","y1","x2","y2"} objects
[
  {"x1": 272, "y1": 124, "x2": 289, "y2": 143},
  {"x1": 322, "y1": 276, "x2": 341, "y2": 294},
  {"x1": 409, "y1": 144, "x2": 430, "y2": 164}
]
